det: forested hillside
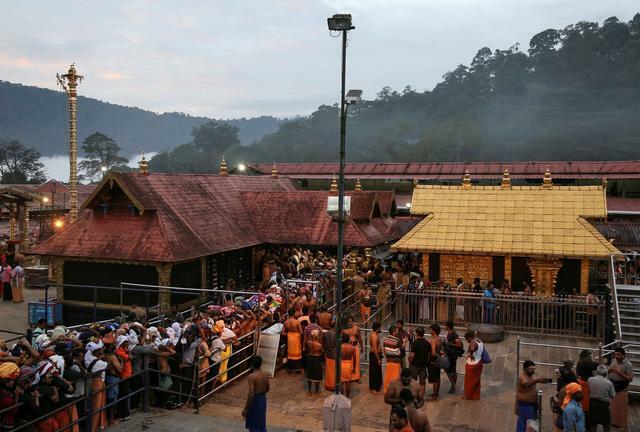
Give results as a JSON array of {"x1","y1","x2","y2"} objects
[
  {"x1": 149, "y1": 14, "x2": 640, "y2": 171},
  {"x1": 0, "y1": 81, "x2": 280, "y2": 156},
  {"x1": 239, "y1": 14, "x2": 640, "y2": 164}
]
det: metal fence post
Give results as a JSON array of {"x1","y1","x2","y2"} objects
[
  {"x1": 537, "y1": 389, "x2": 543, "y2": 430},
  {"x1": 44, "y1": 284, "x2": 49, "y2": 325},
  {"x1": 515, "y1": 336, "x2": 521, "y2": 392},
  {"x1": 84, "y1": 375, "x2": 94, "y2": 431},
  {"x1": 142, "y1": 354, "x2": 150, "y2": 412},
  {"x1": 194, "y1": 358, "x2": 200, "y2": 414}
]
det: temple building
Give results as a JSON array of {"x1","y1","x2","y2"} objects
[
  {"x1": 29, "y1": 163, "x2": 411, "y2": 322},
  {"x1": 391, "y1": 169, "x2": 621, "y2": 295}
]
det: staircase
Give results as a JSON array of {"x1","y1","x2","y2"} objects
[{"x1": 610, "y1": 255, "x2": 640, "y2": 392}]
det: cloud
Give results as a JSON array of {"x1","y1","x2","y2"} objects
[
  {"x1": 100, "y1": 71, "x2": 130, "y2": 81},
  {"x1": 1, "y1": 1, "x2": 638, "y2": 118}
]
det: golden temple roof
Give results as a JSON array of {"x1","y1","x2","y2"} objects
[{"x1": 392, "y1": 185, "x2": 620, "y2": 258}]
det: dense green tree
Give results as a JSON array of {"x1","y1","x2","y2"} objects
[
  {"x1": 0, "y1": 139, "x2": 46, "y2": 183},
  {"x1": 79, "y1": 132, "x2": 129, "y2": 182},
  {"x1": 149, "y1": 14, "x2": 640, "y2": 171},
  {"x1": 149, "y1": 121, "x2": 243, "y2": 173}
]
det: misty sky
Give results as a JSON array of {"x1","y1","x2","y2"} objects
[{"x1": 1, "y1": 1, "x2": 638, "y2": 119}]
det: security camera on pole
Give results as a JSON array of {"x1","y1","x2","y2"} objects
[{"x1": 323, "y1": 13, "x2": 362, "y2": 432}]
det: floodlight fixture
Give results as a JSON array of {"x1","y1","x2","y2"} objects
[
  {"x1": 238, "y1": 163, "x2": 246, "y2": 172},
  {"x1": 327, "y1": 14, "x2": 354, "y2": 31},
  {"x1": 345, "y1": 89, "x2": 362, "y2": 105},
  {"x1": 54, "y1": 219, "x2": 64, "y2": 229},
  {"x1": 42, "y1": 196, "x2": 50, "y2": 203},
  {"x1": 101, "y1": 166, "x2": 108, "y2": 172}
]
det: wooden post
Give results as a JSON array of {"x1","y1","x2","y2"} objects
[
  {"x1": 52, "y1": 257, "x2": 65, "y2": 301},
  {"x1": 156, "y1": 263, "x2": 172, "y2": 317}
]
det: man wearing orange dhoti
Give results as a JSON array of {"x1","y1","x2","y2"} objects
[
  {"x1": 284, "y1": 309, "x2": 303, "y2": 373},
  {"x1": 383, "y1": 325, "x2": 404, "y2": 394}
]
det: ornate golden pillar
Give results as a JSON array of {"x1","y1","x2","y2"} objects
[
  {"x1": 580, "y1": 259, "x2": 590, "y2": 294},
  {"x1": 156, "y1": 263, "x2": 172, "y2": 316},
  {"x1": 422, "y1": 254, "x2": 430, "y2": 278},
  {"x1": 9, "y1": 204, "x2": 16, "y2": 240},
  {"x1": 21, "y1": 204, "x2": 30, "y2": 250},
  {"x1": 527, "y1": 258, "x2": 563, "y2": 296},
  {"x1": 57, "y1": 64, "x2": 83, "y2": 222},
  {"x1": 504, "y1": 255, "x2": 512, "y2": 285}
]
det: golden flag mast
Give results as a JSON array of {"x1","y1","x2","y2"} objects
[{"x1": 56, "y1": 64, "x2": 83, "y2": 222}]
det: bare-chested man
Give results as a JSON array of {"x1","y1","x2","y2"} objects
[
  {"x1": 342, "y1": 316, "x2": 363, "y2": 382},
  {"x1": 400, "y1": 388, "x2": 431, "y2": 432},
  {"x1": 305, "y1": 330, "x2": 324, "y2": 394},
  {"x1": 358, "y1": 281, "x2": 374, "y2": 322},
  {"x1": 340, "y1": 333, "x2": 356, "y2": 398},
  {"x1": 385, "y1": 368, "x2": 422, "y2": 415},
  {"x1": 318, "y1": 306, "x2": 333, "y2": 330},
  {"x1": 369, "y1": 321, "x2": 383, "y2": 392},
  {"x1": 283, "y1": 309, "x2": 303, "y2": 373},
  {"x1": 242, "y1": 356, "x2": 270, "y2": 432}
]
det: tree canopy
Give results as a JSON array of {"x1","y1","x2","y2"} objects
[
  {"x1": 149, "y1": 121, "x2": 242, "y2": 173},
  {"x1": 79, "y1": 132, "x2": 129, "y2": 183},
  {"x1": 0, "y1": 139, "x2": 46, "y2": 184},
  {"x1": 151, "y1": 13, "x2": 639, "y2": 170}
]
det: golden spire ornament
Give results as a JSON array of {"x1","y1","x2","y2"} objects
[
  {"x1": 462, "y1": 166, "x2": 472, "y2": 189},
  {"x1": 541, "y1": 166, "x2": 553, "y2": 189},
  {"x1": 57, "y1": 63, "x2": 83, "y2": 222},
  {"x1": 219, "y1": 156, "x2": 228, "y2": 176},
  {"x1": 330, "y1": 173, "x2": 338, "y2": 192},
  {"x1": 271, "y1": 163, "x2": 279, "y2": 178},
  {"x1": 501, "y1": 166, "x2": 512, "y2": 189},
  {"x1": 139, "y1": 153, "x2": 149, "y2": 175},
  {"x1": 355, "y1": 178, "x2": 362, "y2": 192}
]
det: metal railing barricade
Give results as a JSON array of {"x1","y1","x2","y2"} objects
[{"x1": 394, "y1": 289, "x2": 605, "y2": 340}]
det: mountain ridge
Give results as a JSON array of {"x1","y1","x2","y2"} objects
[{"x1": 0, "y1": 80, "x2": 281, "y2": 156}]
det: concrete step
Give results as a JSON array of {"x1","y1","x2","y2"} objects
[{"x1": 616, "y1": 284, "x2": 640, "y2": 292}]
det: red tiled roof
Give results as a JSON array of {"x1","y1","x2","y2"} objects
[
  {"x1": 250, "y1": 161, "x2": 640, "y2": 180},
  {"x1": 240, "y1": 191, "x2": 394, "y2": 247},
  {"x1": 375, "y1": 191, "x2": 395, "y2": 216},
  {"x1": 385, "y1": 217, "x2": 423, "y2": 240},
  {"x1": 593, "y1": 221, "x2": 640, "y2": 248},
  {"x1": 32, "y1": 173, "x2": 296, "y2": 262},
  {"x1": 607, "y1": 197, "x2": 640, "y2": 214}
]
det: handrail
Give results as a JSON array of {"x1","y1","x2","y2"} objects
[{"x1": 609, "y1": 255, "x2": 623, "y2": 342}]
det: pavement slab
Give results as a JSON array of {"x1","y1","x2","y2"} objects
[{"x1": 198, "y1": 333, "x2": 640, "y2": 432}]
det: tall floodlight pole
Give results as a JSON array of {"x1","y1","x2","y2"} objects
[
  {"x1": 57, "y1": 64, "x2": 83, "y2": 222},
  {"x1": 327, "y1": 13, "x2": 357, "y2": 397}
]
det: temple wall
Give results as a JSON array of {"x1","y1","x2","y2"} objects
[{"x1": 440, "y1": 254, "x2": 493, "y2": 286}]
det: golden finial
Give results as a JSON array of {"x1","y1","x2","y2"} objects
[
  {"x1": 219, "y1": 156, "x2": 228, "y2": 176},
  {"x1": 355, "y1": 178, "x2": 362, "y2": 192},
  {"x1": 138, "y1": 153, "x2": 149, "y2": 175},
  {"x1": 541, "y1": 166, "x2": 552, "y2": 189},
  {"x1": 271, "y1": 163, "x2": 279, "y2": 178},
  {"x1": 330, "y1": 173, "x2": 338, "y2": 192},
  {"x1": 462, "y1": 166, "x2": 472, "y2": 189},
  {"x1": 501, "y1": 166, "x2": 511, "y2": 189}
]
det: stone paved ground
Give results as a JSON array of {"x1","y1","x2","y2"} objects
[
  {"x1": 0, "y1": 286, "x2": 42, "y2": 340},
  {"x1": 199, "y1": 334, "x2": 640, "y2": 432},
  {"x1": 108, "y1": 409, "x2": 296, "y2": 432}
]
